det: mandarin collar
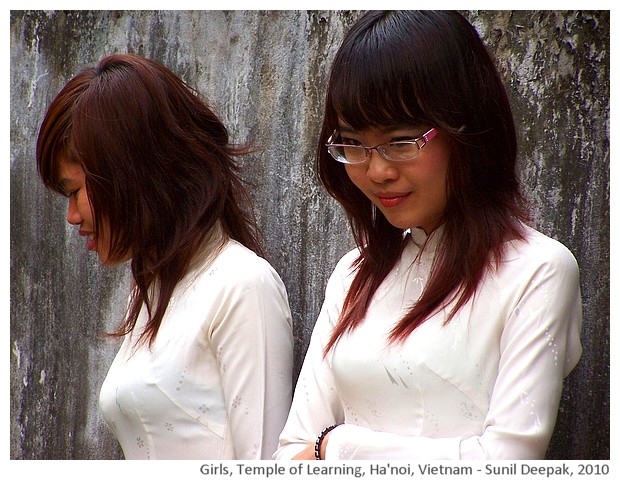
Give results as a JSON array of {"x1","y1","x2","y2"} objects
[{"x1": 407, "y1": 224, "x2": 444, "y2": 254}]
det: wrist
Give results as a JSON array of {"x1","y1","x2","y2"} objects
[{"x1": 314, "y1": 424, "x2": 339, "y2": 460}]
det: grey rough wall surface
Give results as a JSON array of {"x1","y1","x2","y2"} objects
[{"x1": 10, "y1": 10, "x2": 609, "y2": 460}]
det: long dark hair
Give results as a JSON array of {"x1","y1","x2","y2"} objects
[
  {"x1": 318, "y1": 11, "x2": 529, "y2": 353},
  {"x1": 37, "y1": 53, "x2": 263, "y2": 347}
]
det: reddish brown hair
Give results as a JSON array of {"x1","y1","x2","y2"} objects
[
  {"x1": 37, "y1": 54, "x2": 262, "y2": 346},
  {"x1": 317, "y1": 11, "x2": 529, "y2": 353}
]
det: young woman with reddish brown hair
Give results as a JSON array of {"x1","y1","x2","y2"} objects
[
  {"x1": 275, "y1": 11, "x2": 582, "y2": 460},
  {"x1": 37, "y1": 53, "x2": 293, "y2": 459}
]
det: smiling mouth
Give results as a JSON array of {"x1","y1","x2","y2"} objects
[
  {"x1": 86, "y1": 236, "x2": 96, "y2": 251},
  {"x1": 80, "y1": 231, "x2": 97, "y2": 251},
  {"x1": 377, "y1": 193, "x2": 410, "y2": 208}
]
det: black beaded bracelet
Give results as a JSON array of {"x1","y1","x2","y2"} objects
[{"x1": 314, "y1": 424, "x2": 339, "y2": 460}]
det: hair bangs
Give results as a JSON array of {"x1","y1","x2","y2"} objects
[
  {"x1": 329, "y1": 18, "x2": 429, "y2": 130},
  {"x1": 36, "y1": 73, "x2": 93, "y2": 194}
]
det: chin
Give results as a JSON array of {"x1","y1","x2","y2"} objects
[
  {"x1": 382, "y1": 215, "x2": 416, "y2": 231},
  {"x1": 97, "y1": 244, "x2": 132, "y2": 266},
  {"x1": 99, "y1": 253, "x2": 122, "y2": 267}
]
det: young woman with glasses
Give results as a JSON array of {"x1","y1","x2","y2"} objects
[
  {"x1": 36, "y1": 54, "x2": 293, "y2": 459},
  {"x1": 275, "y1": 11, "x2": 582, "y2": 460}
]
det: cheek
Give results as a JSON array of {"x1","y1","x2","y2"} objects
[
  {"x1": 344, "y1": 165, "x2": 365, "y2": 191},
  {"x1": 423, "y1": 151, "x2": 450, "y2": 194},
  {"x1": 78, "y1": 189, "x2": 96, "y2": 225},
  {"x1": 431, "y1": 164, "x2": 449, "y2": 195},
  {"x1": 78, "y1": 196, "x2": 91, "y2": 219},
  {"x1": 426, "y1": 170, "x2": 449, "y2": 212}
]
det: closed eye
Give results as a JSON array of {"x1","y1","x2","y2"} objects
[
  {"x1": 61, "y1": 188, "x2": 80, "y2": 199},
  {"x1": 340, "y1": 137, "x2": 363, "y2": 146},
  {"x1": 390, "y1": 136, "x2": 418, "y2": 143},
  {"x1": 389, "y1": 141, "x2": 416, "y2": 149}
]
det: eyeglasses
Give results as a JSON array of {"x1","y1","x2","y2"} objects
[{"x1": 325, "y1": 127, "x2": 438, "y2": 164}]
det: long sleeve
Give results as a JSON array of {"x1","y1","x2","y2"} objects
[
  {"x1": 100, "y1": 240, "x2": 293, "y2": 460},
  {"x1": 328, "y1": 233, "x2": 582, "y2": 460},
  {"x1": 458, "y1": 240, "x2": 583, "y2": 459},
  {"x1": 275, "y1": 227, "x2": 582, "y2": 460},
  {"x1": 273, "y1": 251, "x2": 354, "y2": 460},
  {"x1": 209, "y1": 252, "x2": 293, "y2": 459}
]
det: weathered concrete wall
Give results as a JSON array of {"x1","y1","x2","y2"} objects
[{"x1": 10, "y1": 11, "x2": 609, "y2": 460}]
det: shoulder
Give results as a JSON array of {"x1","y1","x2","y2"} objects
[
  {"x1": 328, "y1": 247, "x2": 360, "y2": 287},
  {"x1": 501, "y1": 225, "x2": 580, "y2": 281},
  {"x1": 315, "y1": 247, "x2": 360, "y2": 312},
  {"x1": 218, "y1": 240, "x2": 276, "y2": 271},
  {"x1": 513, "y1": 225, "x2": 577, "y2": 265},
  {"x1": 192, "y1": 239, "x2": 287, "y2": 293}
]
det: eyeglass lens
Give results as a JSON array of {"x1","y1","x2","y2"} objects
[{"x1": 330, "y1": 142, "x2": 421, "y2": 163}]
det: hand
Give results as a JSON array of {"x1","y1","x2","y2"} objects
[
  {"x1": 319, "y1": 430, "x2": 331, "y2": 459},
  {"x1": 291, "y1": 431, "x2": 332, "y2": 460},
  {"x1": 292, "y1": 444, "x2": 315, "y2": 460}
]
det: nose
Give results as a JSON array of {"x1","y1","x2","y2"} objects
[
  {"x1": 66, "y1": 196, "x2": 82, "y2": 225},
  {"x1": 366, "y1": 149, "x2": 399, "y2": 183}
]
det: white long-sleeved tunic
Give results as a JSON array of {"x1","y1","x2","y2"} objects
[
  {"x1": 274, "y1": 225, "x2": 582, "y2": 460},
  {"x1": 100, "y1": 239, "x2": 293, "y2": 459}
]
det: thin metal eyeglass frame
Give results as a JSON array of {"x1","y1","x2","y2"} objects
[{"x1": 326, "y1": 127, "x2": 438, "y2": 164}]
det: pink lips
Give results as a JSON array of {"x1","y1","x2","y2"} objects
[
  {"x1": 376, "y1": 192, "x2": 410, "y2": 208},
  {"x1": 79, "y1": 230, "x2": 96, "y2": 251}
]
